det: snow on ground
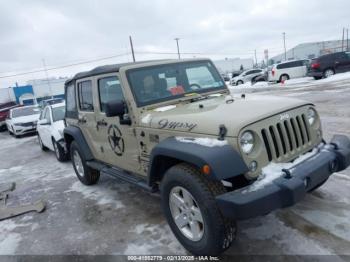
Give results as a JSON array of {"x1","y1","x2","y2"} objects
[{"x1": 65, "y1": 181, "x2": 125, "y2": 209}]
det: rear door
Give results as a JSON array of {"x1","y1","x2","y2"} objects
[
  {"x1": 76, "y1": 78, "x2": 100, "y2": 158},
  {"x1": 337, "y1": 52, "x2": 350, "y2": 72},
  {"x1": 334, "y1": 52, "x2": 349, "y2": 73}
]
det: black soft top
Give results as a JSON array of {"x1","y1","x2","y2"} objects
[{"x1": 65, "y1": 60, "x2": 170, "y2": 86}]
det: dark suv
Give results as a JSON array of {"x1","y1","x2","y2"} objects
[{"x1": 308, "y1": 51, "x2": 350, "y2": 79}]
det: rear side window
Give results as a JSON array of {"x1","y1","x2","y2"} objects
[
  {"x1": 66, "y1": 84, "x2": 77, "y2": 118},
  {"x1": 78, "y1": 80, "x2": 94, "y2": 111},
  {"x1": 98, "y1": 76, "x2": 125, "y2": 112},
  {"x1": 277, "y1": 61, "x2": 302, "y2": 69}
]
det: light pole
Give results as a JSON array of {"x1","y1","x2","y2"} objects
[
  {"x1": 282, "y1": 32, "x2": 287, "y2": 61},
  {"x1": 174, "y1": 38, "x2": 181, "y2": 59}
]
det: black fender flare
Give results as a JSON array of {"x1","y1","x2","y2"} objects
[
  {"x1": 63, "y1": 126, "x2": 94, "y2": 160},
  {"x1": 148, "y1": 137, "x2": 248, "y2": 185}
]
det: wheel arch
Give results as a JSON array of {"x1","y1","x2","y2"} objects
[
  {"x1": 147, "y1": 137, "x2": 248, "y2": 186},
  {"x1": 63, "y1": 126, "x2": 94, "y2": 160}
]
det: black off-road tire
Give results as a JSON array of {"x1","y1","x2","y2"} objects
[
  {"x1": 53, "y1": 139, "x2": 69, "y2": 162},
  {"x1": 70, "y1": 141, "x2": 100, "y2": 185},
  {"x1": 160, "y1": 163, "x2": 236, "y2": 256},
  {"x1": 38, "y1": 135, "x2": 49, "y2": 151}
]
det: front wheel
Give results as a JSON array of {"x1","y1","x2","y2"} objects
[
  {"x1": 160, "y1": 163, "x2": 236, "y2": 255},
  {"x1": 236, "y1": 80, "x2": 243, "y2": 85},
  {"x1": 70, "y1": 141, "x2": 100, "y2": 185}
]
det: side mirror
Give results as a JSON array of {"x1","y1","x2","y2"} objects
[
  {"x1": 105, "y1": 100, "x2": 126, "y2": 117},
  {"x1": 38, "y1": 119, "x2": 50, "y2": 125}
]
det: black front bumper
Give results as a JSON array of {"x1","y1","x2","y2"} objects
[{"x1": 216, "y1": 135, "x2": 350, "y2": 220}]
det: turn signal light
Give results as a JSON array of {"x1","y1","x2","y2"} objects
[{"x1": 202, "y1": 165, "x2": 211, "y2": 175}]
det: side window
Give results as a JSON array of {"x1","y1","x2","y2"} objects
[
  {"x1": 98, "y1": 76, "x2": 125, "y2": 112},
  {"x1": 39, "y1": 108, "x2": 45, "y2": 120},
  {"x1": 45, "y1": 108, "x2": 51, "y2": 123},
  {"x1": 78, "y1": 80, "x2": 94, "y2": 111},
  {"x1": 66, "y1": 84, "x2": 77, "y2": 118}
]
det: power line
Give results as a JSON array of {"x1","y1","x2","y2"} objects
[
  {"x1": 0, "y1": 52, "x2": 130, "y2": 79},
  {"x1": 0, "y1": 49, "x2": 285, "y2": 80}
]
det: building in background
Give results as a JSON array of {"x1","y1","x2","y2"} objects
[
  {"x1": 214, "y1": 58, "x2": 254, "y2": 74},
  {"x1": 270, "y1": 39, "x2": 348, "y2": 64},
  {"x1": 0, "y1": 77, "x2": 67, "y2": 105}
]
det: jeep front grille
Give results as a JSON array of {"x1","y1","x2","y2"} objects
[{"x1": 261, "y1": 114, "x2": 311, "y2": 161}]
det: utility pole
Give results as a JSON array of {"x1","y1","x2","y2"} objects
[
  {"x1": 129, "y1": 36, "x2": 136, "y2": 62},
  {"x1": 282, "y1": 32, "x2": 287, "y2": 61},
  {"x1": 174, "y1": 38, "x2": 181, "y2": 59},
  {"x1": 254, "y1": 49, "x2": 257, "y2": 67},
  {"x1": 42, "y1": 59, "x2": 53, "y2": 99},
  {"x1": 347, "y1": 28, "x2": 349, "y2": 51},
  {"x1": 342, "y1": 28, "x2": 345, "y2": 51}
]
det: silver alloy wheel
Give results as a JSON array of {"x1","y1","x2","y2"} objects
[
  {"x1": 73, "y1": 150, "x2": 84, "y2": 177},
  {"x1": 324, "y1": 69, "x2": 334, "y2": 78},
  {"x1": 169, "y1": 186, "x2": 204, "y2": 241},
  {"x1": 53, "y1": 142, "x2": 60, "y2": 159}
]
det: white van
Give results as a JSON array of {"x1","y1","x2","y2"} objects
[{"x1": 268, "y1": 60, "x2": 309, "y2": 82}]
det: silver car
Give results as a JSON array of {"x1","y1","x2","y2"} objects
[{"x1": 230, "y1": 69, "x2": 264, "y2": 85}]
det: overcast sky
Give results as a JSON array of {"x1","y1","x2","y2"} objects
[{"x1": 0, "y1": 0, "x2": 349, "y2": 88}]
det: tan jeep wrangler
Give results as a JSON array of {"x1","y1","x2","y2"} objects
[{"x1": 64, "y1": 59, "x2": 350, "y2": 255}]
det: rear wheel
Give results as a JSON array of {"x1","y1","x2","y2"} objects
[
  {"x1": 279, "y1": 74, "x2": 289, "y2": 82},
  {"x1": 160, "y1": 163, "x2": 236, "y2": 255},
  {"x1": 70, "y1": 141, "x2": 100, "y2": 185},
  {"x1": 53, "y1": 139, "x2": 68, "y2": 162},
  {"x1": 323, "y1": 68, "x2": 335, "y2": 78}
]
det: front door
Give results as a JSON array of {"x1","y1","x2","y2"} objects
[{"x1": 94, "y1": 74, "x2": 140, "y2": 173}]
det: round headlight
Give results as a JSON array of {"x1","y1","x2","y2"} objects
[
  {"x1": 240, "y1": 131, "x2": 255, "y2": 154},
  {"x1": 307, "y1": 108, "x2": 317, "y2": 126}
]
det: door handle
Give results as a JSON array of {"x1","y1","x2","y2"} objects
[
  {"x1": 78, "y1": 117, "x2": 87, "y2": 124},
  {"x1": 97, "y1": 119, "x2": 108, "y2": 126}
]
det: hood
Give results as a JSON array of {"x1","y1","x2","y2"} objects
[
  {"x1": 140, "y1": 95, "x2": 310, "y2": 137},
  {"x1": 12, "y1": 114, "x2": 40, "y2": 124}
]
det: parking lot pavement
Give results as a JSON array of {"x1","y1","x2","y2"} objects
[{"x1": 0, "y1": 79, "x2": 349, "y2": 256}]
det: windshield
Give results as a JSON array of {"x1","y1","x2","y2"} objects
[
  {"x1": 52, "y1": 106, "x2": 65, "y2": 122},
  {"x1": 126, "y1": 61, "x2": 226, "y2": 106},
  {"x1": 12, "y1": 107, "x2": 40, "y2": 118}
]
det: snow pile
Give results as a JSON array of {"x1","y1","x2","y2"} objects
[
  {"x1": 141, "y1": 114, "x2": 152, "y2": 124},
  {"x1": 284, "y1": 77, "x2": 314, "y2": 85},
  {"x1": 0, "y1": 220, "x2": 31, "y2": 254},
  {"x1": 175, "y1": 137, "x2": 228, "y2": 147},
  {"x1": 153, "y1": 105, "x2": 176, "y2": 112},
  {"x1": 316, "y1": 72, "x2": 350, "y2": 83},
  {"x1": 244, "y1": 144, "x2": 324, "y2": 193},
  {"x1": 124, "y1": 223, "x2": 184, "y2": 254}
]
